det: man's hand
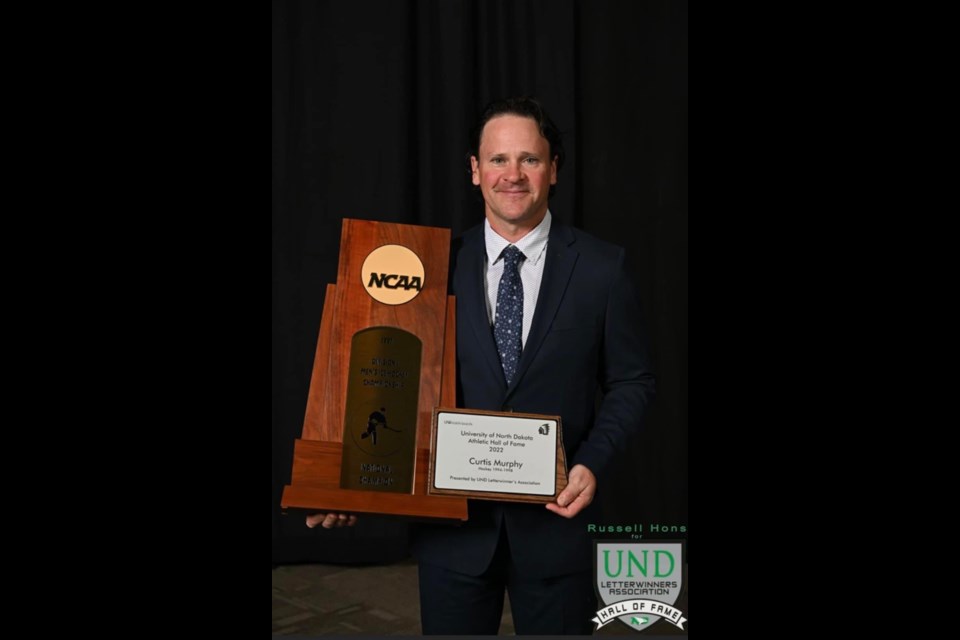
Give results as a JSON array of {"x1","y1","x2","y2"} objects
[
  {"x1": 545, "y1": 464, "x2": 596, "y2": 518},
  {"x1": 306, "y1": 513, "x2": 358, "y2": 529}
]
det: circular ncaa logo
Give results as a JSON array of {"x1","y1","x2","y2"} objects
[{"x1": 361, "y1": 244, "x2": 425, "y2": 305}]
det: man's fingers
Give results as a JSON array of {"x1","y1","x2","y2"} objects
[
  {"x1": 555, "y1": 475, "x2": 584, "y2": 508},
  {"x1": 546, "y1": 489, "x2": 592, "y2": 518},
  {"x1": 305, "y1": 513, "x2": 358, "y2": 528},
  {"x1": 546, "y1": 500, "x2": 580, "y2": 518},
  {"x1": 556, "y1": 485, "x2": 577, "y2": 508},
  {"x1": 546, "y1": 464, "x2": 597, "y2": 518},
  {"x1": 305, "y1": 513, "x2": 326, "y2": 528},
  {"x1": 556, "y1": 475, "x2": 590, "y2": 507}
]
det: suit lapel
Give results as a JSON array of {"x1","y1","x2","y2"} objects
[
  {"x1": 507, "y1": 223, "x2": 578, "y2": 396},
  {"x1": 457, "y1": 227, "x2": 508, "y2": 393}
]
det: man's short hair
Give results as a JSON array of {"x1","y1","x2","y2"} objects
[{"x1": 468, "y1": 96, "x2": 565, "y2": 196}]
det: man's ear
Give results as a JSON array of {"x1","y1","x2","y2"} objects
[
  {"x1": 550, "y1": 155, "x2": 558, "y2": 185},
  {"x1": 470, "y1": 156, "x2": 480, "y2": 186}
]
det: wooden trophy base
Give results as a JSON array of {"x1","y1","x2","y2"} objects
[{"x1": 282, "y1": 441, "x2": 468, "y2": 519}]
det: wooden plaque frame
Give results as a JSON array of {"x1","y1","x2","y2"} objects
[
  {"x1": 280, "y1": 219, "x2": 468, "y2": 520},
  {"x1": 427, "y1": 407, "x2": 569, "y2": 503}
]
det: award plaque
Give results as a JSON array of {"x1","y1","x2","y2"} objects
[
  {"x1": 427, "y1": 408, "x2": 569, "y2": 504},
  {"x1": 281, "y1": 219, "x2": 468, "y2": 520}
]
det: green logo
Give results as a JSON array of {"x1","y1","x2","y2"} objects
[{"x1": 592, "y1": 541, "x2": 687, "y2": 633}]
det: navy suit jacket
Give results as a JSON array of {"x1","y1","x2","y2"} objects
[{"x1": 411, "y1": 220, "x2": 655, "y2": 579}]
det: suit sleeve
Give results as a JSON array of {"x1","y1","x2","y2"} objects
[{"x1": 570, "y1": 248, "x2": 656, "y2": 479}]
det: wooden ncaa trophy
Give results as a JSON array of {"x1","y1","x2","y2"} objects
[{"x1": 281, "y1": 219, "x2": 468, "y2": 519}]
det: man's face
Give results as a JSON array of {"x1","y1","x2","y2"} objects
[{"x1": 471, "y1": 114, "x2": 558, "y2": 232}]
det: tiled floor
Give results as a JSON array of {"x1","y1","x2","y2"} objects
[
  {"x1": 272, "y1": 557, "x2": 649, "y2": 636},
  {"x1": 272, "y1": 558, "x2": 512, "y2": 636}
]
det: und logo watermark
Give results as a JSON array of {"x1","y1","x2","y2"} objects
[{"x1": 592, "y1": 540, "x2": 687, "y2": 633}]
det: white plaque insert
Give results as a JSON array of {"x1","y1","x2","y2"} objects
[{"x1": 433, "y1": 410, "x2": 559, "y2": 496}]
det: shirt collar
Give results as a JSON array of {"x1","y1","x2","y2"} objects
[{"x1": 484, "y1": 210, "x2": 552, "y2": 266}]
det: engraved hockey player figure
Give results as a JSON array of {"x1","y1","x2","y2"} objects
[{"x1": 360, "y1": 407, "x2": 401, "y2": 445}]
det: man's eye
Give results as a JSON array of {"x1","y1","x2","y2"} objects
[
  {"x1": 491, "y1": 158, "x2": 505, "y2": 165},
  {"x1": 523, "y1": 157, "x2": 539, "y2": 165}
]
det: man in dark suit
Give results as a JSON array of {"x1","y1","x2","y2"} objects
[
  {"x1": 409, "y1": 97, "x2": 656, "y2": 634},
  {"x1": 307, "y1": 97, "x2": 654, "y2": 634}
]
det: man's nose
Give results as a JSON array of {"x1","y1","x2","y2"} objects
[{"x1": 504, "y1": 161, "x2": 524, "y2": 182}]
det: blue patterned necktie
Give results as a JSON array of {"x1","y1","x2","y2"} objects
[{"x1": 494, "y1": 245, "x2": 525, "y2": 386}]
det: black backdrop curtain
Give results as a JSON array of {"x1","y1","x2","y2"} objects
[{"x1": 272, "y1": 0, "x2": 687, "y2": 564}]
